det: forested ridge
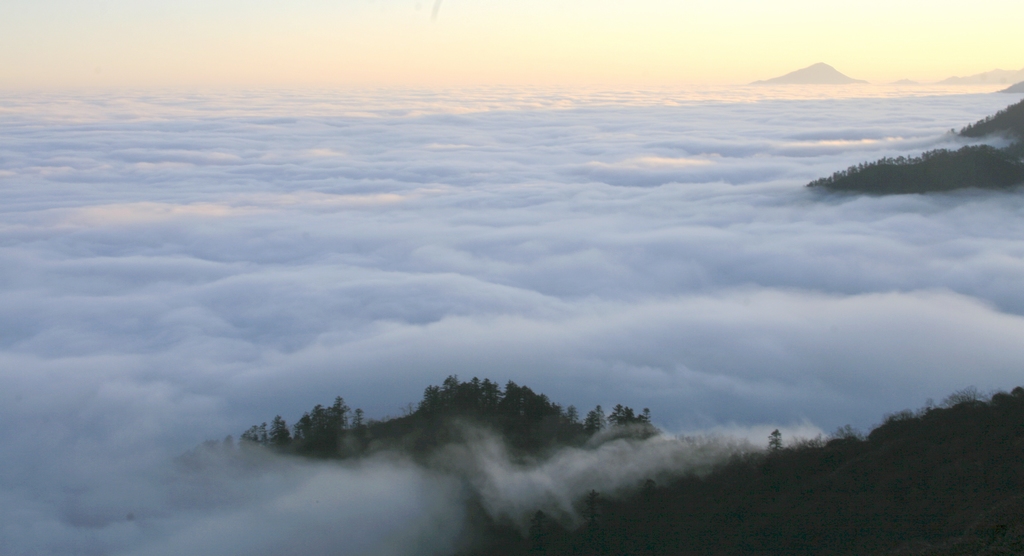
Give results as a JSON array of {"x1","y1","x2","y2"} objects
[
  {"x1": 227, "y1": 378, "x2": 1024, "y2": 556},
  {"x1": 960, "y1": 99, "x2": 1024, "y2": 139},
  {"x1": 235, "y1": 375, "x2": 654, "y2": 461},
  {"x1": 809, "y1": 99, "x2": 1024, "y2": 194}
]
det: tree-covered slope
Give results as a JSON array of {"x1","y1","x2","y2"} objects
[
  {"x1": 809, "y1": 99, "x2": 1024, "y2": 194},
  {"x1": 231, "y1": 378, "x2": 1024, "y2": 556},
  {"x1": 960, "y1": 97, "x2": 1024, "y2": 139},
  {"x1": 807, "y1": 145, "x2": 1024, "y2": 194},
  {"x1": 465, "y1": 387, "x2": 1024, "y2": 556}
]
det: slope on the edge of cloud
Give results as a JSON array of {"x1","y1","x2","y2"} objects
[
  {"x1": 462, "y1": 387, "x2": 1024, "y2": 556},
  {"x1": 1001, "y1": 81, "x2": 1024, "y2": 94},
  {"x1": 808, "y1": 98, "x2": 1024, "y2": 194}
]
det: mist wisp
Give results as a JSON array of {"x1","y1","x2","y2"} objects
[{"x1": 64, "y1": 425, "x2": 753, "y2": 556}]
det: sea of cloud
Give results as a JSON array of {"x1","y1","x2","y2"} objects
[{"x1": 1, "y1": 86, "x2": 1023, "y2": 554}]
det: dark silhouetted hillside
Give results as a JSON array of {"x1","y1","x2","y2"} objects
[
  {"x1": 960, "y1": 97, "x2": 1024, "y2": 139},
  {"x1": 464, "y1": 387, "x2": 1024, "y2": 556},
  {"x1": 809, "y1": 99, "x2": 1024, "y2": 194},
  {"x1": 807, "y1": 146, "x2": 1024, "y2": 194},
  {"x1": 227, "y1": 378, "x2": 1024, "y2": 556}
]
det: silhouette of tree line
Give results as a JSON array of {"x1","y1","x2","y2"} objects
[{"x1": 240, "y1": 375, "x2": 653, "y2": 459}]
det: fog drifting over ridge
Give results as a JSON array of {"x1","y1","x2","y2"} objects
[{"x1": 2, "y1": 87, "x2": 1024, "y2": 554}]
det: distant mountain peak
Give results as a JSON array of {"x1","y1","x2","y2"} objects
[{"x1": 750, "y1": 63, "x2": 868, "y2": 85}]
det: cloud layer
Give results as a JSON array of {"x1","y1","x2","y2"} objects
[{"x1": 2, "y1": 87, "x2": 1024, "y2": 554}]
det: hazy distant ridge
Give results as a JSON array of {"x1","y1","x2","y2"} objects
[
  {"x1": 939, "y1": 67, "x2": 1024, "y2": 85},
  {"x1": 750, "y1": 63, "x2": 868, "y2": 85}
]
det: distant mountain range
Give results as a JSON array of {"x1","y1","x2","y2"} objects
[
  {"x1": 753, "y1": 63, "x2": 1024, "y2": 88},
  {"x1": 939, "y1": 67, "x2": 1024, "y2": 85},
  {"x1": 750, "y1": 63, "x2": 867, "y2": 85}
]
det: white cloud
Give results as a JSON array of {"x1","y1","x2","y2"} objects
[{"x1": 1, "y1": 87, "x2": 1023, "y2": 554}]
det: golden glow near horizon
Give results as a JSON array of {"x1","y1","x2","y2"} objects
[{"x1": 1, "y1": 0, "x2": 1022, "y2": 89}]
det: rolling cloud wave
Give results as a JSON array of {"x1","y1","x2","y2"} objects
[{"x1": 1, "y1": 88, "x2": 1023, "y2": 554}]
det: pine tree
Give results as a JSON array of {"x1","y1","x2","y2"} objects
[
  {"x1": 608, "y1": 404, "x2": 636, "y2": 426},
  {"x1": 564, "y1": 405, "x2": 580, "y2": 425},
  {"x1": 584, "y1": 490, "x2": 601, "y2": 529},
  {"x1": 584, "y1": 406, "x2": 606, "y2": 434},
  {"x1": 269, "y1": 415, "x2": 291, "y2": 447},
  {"x1": 241, "y1": 423, "x2": 267, "y2": 445}
]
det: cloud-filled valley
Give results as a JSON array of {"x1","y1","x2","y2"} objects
[{"x1": 2, "y1": 87, "x2": 1024, "y2": 554}]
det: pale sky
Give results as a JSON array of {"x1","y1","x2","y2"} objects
[{"x1": 1, "y1": 0, "x2": 1023, "y2": 88}]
